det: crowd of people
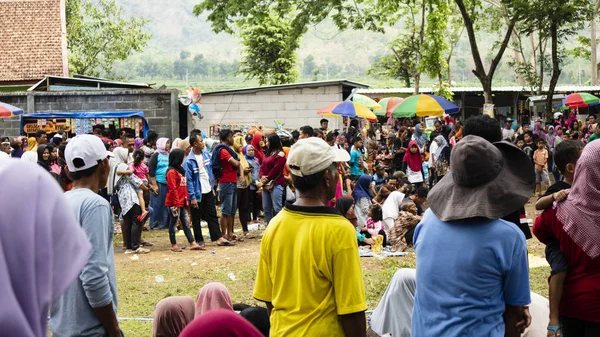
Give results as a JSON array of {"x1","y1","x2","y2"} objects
[{"x1": 1, "y1": 110, "x2": 599, "y2": 337}]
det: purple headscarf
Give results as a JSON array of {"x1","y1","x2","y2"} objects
[
  {"x1": 0, "y1": 160, "x2": 91, "y2": 337},
  {"x1": 134, "y1": 137, "x2": 144, "y2": 150}
]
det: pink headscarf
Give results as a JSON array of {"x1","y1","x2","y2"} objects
[
  {"x1": 555, "y1": 140, "x2": 600, "y2": 258},
  {"x1": 153, "y1": 296, "x2": 195, "y2": 337},
  {"x1": 156, "y1": 138, "x2": 170, "y2": 155},
  {"x1": 194, "y1": 282, "x2": 233, "y2": 318},
  {"x1": 0, "y1": 160, "x2": 91, "y2": 337},
  {"x1": 180, "y1": 310, "x2": 264, "y2": 337}
]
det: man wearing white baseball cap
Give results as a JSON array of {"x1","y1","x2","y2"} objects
[
  {"x1": 253, "y1": 137, "x2": 367, "y2": 337},
  {"x1": 50, "y1": 135, "x2": 121, "y2": 337}
]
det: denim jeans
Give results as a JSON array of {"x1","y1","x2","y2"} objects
[
  {"x1": 219, "y1": 182, "x2": 237, "y2": 216},
  {"x1": 262, "y1": 184, "x2": 284, "y2": 225},
  {"x1": 168, "y1": 207, "x2": 194, "y2": 245},
  {"x1": 150, "y1": 182, "x2": 169, "y2": 229}
]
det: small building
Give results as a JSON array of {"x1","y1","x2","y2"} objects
[{"x1": 191, "y1": 79, "x2": 369, "y2": 136}]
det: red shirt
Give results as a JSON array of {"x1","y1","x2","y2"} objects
[
  {"x1": 533, "y1": 207, "x2": 600, "y2": 322},
  {"x1": 259, "y1": 153, "x2": 287, "y2": 186},
  {"x1": 219, "y1": 148, "x2": 237, "y2": 184},
  {"x1": 165, "y1": 169, "x2": 188, "y2": 207}
]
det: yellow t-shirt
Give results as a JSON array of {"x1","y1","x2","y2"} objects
[{"x1": 253, "y1": 204, "x2": 367, "y2": 337}]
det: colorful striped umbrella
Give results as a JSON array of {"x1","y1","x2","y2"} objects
[
  {"x1": 0, "y1": 101, "x2": 24, "y2": 117},
  {"x1": 393, "y1": 94, "x2": 459, "y2": 117},
  {"x1": 373, "y1": 97, "x2": 405, "y2": 117},
  {"x1": 563, "y1": 92, "x2": 600, "y2": 109},
  {"x1": 318, "y1": 101, "x2": 377, "y2": 122},
  {"x1": 351, "y1": 94, "x2": 382, "y2": 111}
]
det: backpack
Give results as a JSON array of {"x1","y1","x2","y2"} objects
[{"x1": 210, "y1": 145, "x2": 223, "y2": 182}]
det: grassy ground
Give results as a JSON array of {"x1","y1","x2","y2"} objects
[{"x1": 114, "y1": 198, "x2": 550, "y2": 336}]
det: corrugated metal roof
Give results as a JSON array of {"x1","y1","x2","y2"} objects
[
  {"x1": 28, "y1": 75, "x2": 151, "y2": 91},
  {"x1": 357, "y1": 85, "x2": 600, "y2": 95},
  {"x1": 203, "y1": 79, "x2": 369, "y2": 96}
]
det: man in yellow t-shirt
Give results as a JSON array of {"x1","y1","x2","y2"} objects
[{"x1": 253, "y1": 137, "x2": 367, "y2": 337}]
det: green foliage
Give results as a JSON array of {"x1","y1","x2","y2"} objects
[
  {"x1": 302, "y1": 55, "x2": 318, "y2": 77},
  {"x1": 66, "y1": 0, "x2": 151, "y2": 77},
  {"x1": 568, "y1": 36, "x2": 598, "y2": 61},
  {"x1": 420, "y1": 0, "x2": 451, "y2": 81},
  {"x1": 367, "y1": 35, "x2": 417, "y2": 87},
  {"x1": 237, "y1": 14, "x2": 299, "y2": 85}
]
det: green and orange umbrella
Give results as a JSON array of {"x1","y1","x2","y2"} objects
[
  {"x1": 563, "y1": 92, "x2": 600, "y2": 109},
  {"x1": 351, "y1": 94, "x2": 382, "y2": 111},
  {"x1": 373, "y1": 97, "x2": 405, "y2": 117},
  {"x1": 392, "y1": 94, "x2": 459, "y2": 117}
]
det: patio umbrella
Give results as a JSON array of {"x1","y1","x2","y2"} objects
[
  {"x1": 392, "y1": 94, "x2": 459, "y2": 117},
  {"x1": 318, "y1": 101, "x2": 377, "y2": 122},
  {"x1": 351, "y1": 94, "x2": 382, "y2": 111},
  {"x1": 563, "y1": 92, "x2": 600, "y2": 109},
  {"x1": 373, "y1": 97, "x2": 405, "y2": 117},
  {"x1": 0, "y1": 102, "x2": 24, "y2": 117}
]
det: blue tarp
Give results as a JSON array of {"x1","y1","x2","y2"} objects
[{"x1": 21, "y1": 111, "x2": 150, "y2": 137}]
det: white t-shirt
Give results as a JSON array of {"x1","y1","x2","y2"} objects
[
  {"x1": 428, "y1": 141, "x2": 439, "y2": 167},
  {"x1": 502, "y1": 128, "x2": 515, "y2": 140},
  {"x1": 196, "y1": 154, "x2": 212, "y2": 194},
  {"x1": 407, "y1": 166, "x2": 424, "y2": 183}
]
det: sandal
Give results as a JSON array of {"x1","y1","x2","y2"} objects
[
  {"x1": 217, "y1": 241, "x2": 236, "y2": 246},
  {"x1": 244, "y1": 232, "x2": 257, "y2": 239},
  {"x1": 547, "y1": 325, "x2": 562, "y2": 337},
  {"x1": 190, "y1": 245, "x2": 206, "y2": 251},
  {"x1": 171, "y1": 247, "x2": 183, "y2": 252}
]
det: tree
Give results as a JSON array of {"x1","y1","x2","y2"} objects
[
  {"x1": 302, "y1": 55, "x2": 318, "y2": 77},
  {"x1": 180, "y1": 50, "x2": 191, "y2": 60},
  {"x1": 367, "y1": 35, "x2": 417, "y2": 87},
  {"x1": 66, "y1": 0, "x2": 151, "y2": 77},
  {"x1": 454, "y1": 0, "x2": 523, "y2": 103},
  {"x1": 237, "y1": 14, "x2": 299, "y2": 85}
]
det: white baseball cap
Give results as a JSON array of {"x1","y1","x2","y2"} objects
[
  {"x1": 65, "y1": 135, "x2": 108, "y2": 172},
  {"x1": 287, "y1": 137, "x2": 350, "y2": 177}
]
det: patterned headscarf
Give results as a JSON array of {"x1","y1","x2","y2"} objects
[{"x1": 555, "y1": 140, "x2": 600, "y2": 258}]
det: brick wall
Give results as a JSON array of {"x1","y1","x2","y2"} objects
[
  {"x1": 0, "y1": 90, "x2": 179, "y2": 138},
  {"x1": 192, "y1": 84, "x2": 344, "y2": 134}
]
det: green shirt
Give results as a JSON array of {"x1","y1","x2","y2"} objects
[{"x1": 589, "y1": 133, "x2": 600, "y2": 143}]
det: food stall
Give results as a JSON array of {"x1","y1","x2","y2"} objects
[{"x1": 20, "y1": 111, "x2": 150, "y2": 138}]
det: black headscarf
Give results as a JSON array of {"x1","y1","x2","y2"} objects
[
  {"x1": 168, "y1": 148, "x2": 186, "y2": 175},
  {"x1": 36, "y1": 145, "x2": 50, "y2": 171},
  {"x1": 240, "y1": 307, "x2": 270, "y2": 337},
  {"x1": 335, "y1": 196, "x2": 354, "y2": 217}
]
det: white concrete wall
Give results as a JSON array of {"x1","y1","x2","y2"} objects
[{"x1": 191, "y1": 85, "x2": 344, "y2": 134}]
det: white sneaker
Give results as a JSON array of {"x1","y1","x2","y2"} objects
[
  {"x1": 124, "y1": 249, "x2": 135, "y2": 254},
  {"x1": 134, "y1": 247, "x2": 150, "y2": 254}
]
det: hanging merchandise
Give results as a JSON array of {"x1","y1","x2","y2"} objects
[{"x1": 187, "y1": 87, "x2": 203, "y2": 120}]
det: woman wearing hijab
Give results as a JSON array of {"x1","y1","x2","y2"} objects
[
  {"x1": 149, "y1": 138, "x2": 171, "y2": 229},
  {"x1": 46, "y1": 144, "x2": 60, "y2": 175},
  {"x1": 233, "y1": 135, "x2": 256, "y2": 239},
  {"x1": 36, "y1": 144, "x2": 51, "y2": 171},
  {"x1": 240, "y1": 307, "x2": 270, "y2": 337},
  {"x1": 21, "y1": 137, "x2": 39, "y2": 163},
  {"x1": 205, "y1": 138, "x2": 217, "y2": 153},
  {"x1": 371, "y1": 268, "x2": 416, "y2": 337},
  {"x1": 411, "y1": 123, "x2": 428, "y2": 153},
  {"x1": 381, "y1": 191, "x2": 406, "y2": 233},
  {"x1": 0, "y1": 160, "x2": 91, "y2": 337},
  {"x1": 195, "y1": 282, "x2": 234, "y2": 318},
  {"x1": 533, "y1": 140, "x2": 600, "y2": 336},
  {"x1": 153, "y1": 296, "x2": 195, "y2": 337},
  {"x1": 251, "y1": 133, "x2": 265, "y2": 164},
  {"x1": 335, "y1": 196, "x2": 375, "y2": 246},
  {"x1": 433, "y1": 135, "x2": 450, "y2": 182},
  {"x1": 245, "y1": 145, "x2": 262, "y2": 224},
  {"x1": 181, "y1": 310, "x2": 264, "y2": 337},
  {"x1": 352, "y1": 174, "x2": 374, "y2": 229},
  {"x1": 402, "y1": 140, "x2": 424, "y2": 186}
]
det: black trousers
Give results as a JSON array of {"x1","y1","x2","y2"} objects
[
  {"x1": 123, "y1": 204, "x2": 142, "y2": 250},
  {"x1": 561, "y1": 316, "x2": 600, "y2": 337},
  {"x1": 190, "y1": 191, "x2": 223, "y2": 243},
  {"x1": 248, "y1": 188, "x2": 261, "y2": 221}
]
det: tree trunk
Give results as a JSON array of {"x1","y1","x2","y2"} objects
[
  {"x1": 482, "y1": 78, "x2": 493, "y2": 104},
  {"x1": 546, "y1": 21, "x2": 561, "y2": 120},
  {"x1": 414, "y1": 74, "x2": 420, "y2": 95},
  {"x1": 592, "y1": 0, "x2": 600, "y2": 85},
  {"x1": 538, "y1": 36, "x2": 544, "y2": 95},
  {"x1": 511, "y1": 31, "x2": 525, "y2": 86}
]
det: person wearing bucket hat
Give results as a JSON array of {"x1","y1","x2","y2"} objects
[
  {"x1": 411, "y1": 135, "x2": 535, "y2": 337},
  {"x1": 253, "y1": 137, "x2": 367, "y2": 337}
]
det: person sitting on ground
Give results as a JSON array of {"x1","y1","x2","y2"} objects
[
  {"x1": 0, "y1": 160, "x2": 92, "y2": 337},
  {"x1": 240, "y1": 307, "x2": 271, "y2": 337},
  {"x1": 408, "y1": 186, "x2": 428, "y2": 216},
  {"x1": 152, "y1": 296, "x2": 195, "y2": 337},
  {"x1": 381, "y1": 190, "x2": 406, "y2": 234},
  {"x1": 413, "y1": 135, "x2": 534, "y2": 336},
  {"x1": 195, "y1": 282, "x2": 233, "y2": 318},
  {"x1": 180, "y1": 310, "x2": 264, "y2": 337},
  {"x1": 336, "y1": 196, "x2": 375, "y2": 247},
  {"x1": 254, "y1": 137, "x2": 367, "y2": 337},
  {"x1": 370, "y1": 269, "x2": 417, "y2": 337},
  {"x1": 366, "y1": 204, "x2": 387, "y2": 245},
  {"x1": 50, "y1": 135, "x2": 123, "y2": 337},
  {"x1": 389, "y1": 201, "x2": 421, "y2": 252},
  {"x1": 372, "y1": 164, "x2": 388, "y2": 192},
  {"x1": 533, "y1": 139, "x2": 550, "y2": 197},
  {"x1": 352, "y1": 174, "x2": 374, "y2": 229},
  {"x1": 165, "y1": 149, "x2": 202, "y2": 252},
  {"x1": 299, "y1": 125, "x2": 314, "y2": 139}
]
